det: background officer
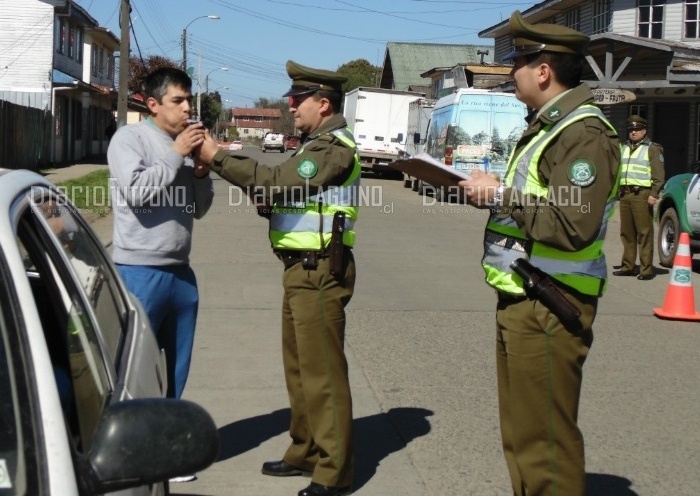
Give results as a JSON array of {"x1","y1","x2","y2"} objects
[
  {"x1": 613, "y1": 114, "x2": 665, "y2": 280},
  {"x1": 459, "y1": 11, "x2": 621, "y2": 496},
  {"x1": 197, "y1": 60, "x2": 359, "y2": 496}
]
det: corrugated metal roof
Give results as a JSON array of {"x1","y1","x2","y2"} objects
[{"x1": 382, "y1": 42, "x2": 494, "y2": 90}]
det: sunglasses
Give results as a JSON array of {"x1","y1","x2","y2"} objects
[{"x1": 288, "y1": 92, "x2": 316, "y2": 108}]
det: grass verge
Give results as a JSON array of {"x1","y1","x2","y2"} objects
[{"x1": 55, "y1": 169, "x2": 111, "y2": 218}]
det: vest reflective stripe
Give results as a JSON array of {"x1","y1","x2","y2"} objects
[
  {"x1": 269, "y1": 127, "x2": 361, "y2": 250},
  {"x1": 621, "y1": 143, "x2": 652, "y2": 186},
  {"x1": 482, "y1": 104, "x2": 620, "y2": 296}
]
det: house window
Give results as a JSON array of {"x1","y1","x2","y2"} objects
[
  {"x1": 75, "y1": 28, "x2": 83, "y2": 62},
  {"x1": 593, "y1": 0, "x2": 612, "y2": 34},
  {"x1": 242, "y1": 116, "x2": 249, "y2": 121},
  {"x1": 68, "y1": 25, "x2": 75, "y2": 59},
  {"x1": 630, "y1": 105, "x2": 648, "y2": 121},
  {"x1": 255, "y1": 116, "x2": 263, "y2": 122},
  {"x1": 638, "y1": 0, "x2": 665, "y2": 39},
  {"x1": 57, "y1": 19, "x2": 66, "y2": 54},
  {"x1": 91, "y1": 44, "x2": 98, "y2": 76},
  {"x1": 565, "y1": 8, "x2": 581, "y2": 30},
  {"x1": 685, "y1": 0, "x2": 700, "y2": 38}
]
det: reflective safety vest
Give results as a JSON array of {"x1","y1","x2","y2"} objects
[
  {"x1": 482, "y1": 104, "x2": 621, "y2": 297},
  {"x1": 269, "y1": 127, "x2": 361, "y2": 250},
  {"x1": 621, "y1": 143, "x2": 652, "y2": 187}
]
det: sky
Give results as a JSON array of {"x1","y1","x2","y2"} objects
[{"x1": 73, "y1": 0, "x2": 533, "y2": 108}]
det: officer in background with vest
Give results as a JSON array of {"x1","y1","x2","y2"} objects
[
  {"x1": 197, "y1": 60, "x2": 359, "y2": 496},
  {"x1": 613, "y1": 114, "x2": 665, "y2": 280},
  {"x1": 458, "y1": 11, "x2": 621, "y2": 496}
]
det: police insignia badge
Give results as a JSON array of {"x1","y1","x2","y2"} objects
[
  {"x1": 297, "y1": 159, "x2": 318, "y2": 179},
  {"x1": 547, "y1": 107, "x2": 561, "y2": 119},
  {"x1": 568, "y1": 160, "x2": 596, "y2": 187}
]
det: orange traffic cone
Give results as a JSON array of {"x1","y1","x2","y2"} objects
[{"x1": 653, "y1": 232, "x2": 700, "y2": 321}]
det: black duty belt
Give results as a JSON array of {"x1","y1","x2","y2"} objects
[
  {"x1": 274, "y1": 249, "x2": 330, "y2": 269},
  {"x1": 496, "y1": 291, "x2": 528, "y2": 303},
  {"x1": 619, "y1": 185, "x2": 650, "y2": 195}
]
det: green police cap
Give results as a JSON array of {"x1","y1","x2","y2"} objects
[
  {"x1": 626, "y1": 114, "x2": 647, "y2": 129},
  {"x1": 282, "y1": 60, "x2": 347, "y2": 97},
  {"x1": 503, "y1": 11, "x2": 590, "y2": 60}
]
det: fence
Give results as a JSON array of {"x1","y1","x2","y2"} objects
[{"x1": 0, "y1": 99, "x2": 52, "y2": 171}]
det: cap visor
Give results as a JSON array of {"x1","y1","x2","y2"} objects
[
  {"x1": 501, "y1": 45, "x2": 546, "y2": 61},
  {"x1": 282, "y1": 86, "x2": 319, "y2": 97}
]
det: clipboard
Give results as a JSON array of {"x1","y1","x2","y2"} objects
[{"x1": 389, "y1": 152, "x2": 471, "y2": 188}]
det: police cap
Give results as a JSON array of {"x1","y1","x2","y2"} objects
[
  {"x1": 626, "y1": 114, "x2": 647, "y2": 129},
  {"x1": 282, "y1": 60, "x2": 347, "y2": 97},
  {"x1": 503, "y1": 10, "x2": 590, "y2": 60}
]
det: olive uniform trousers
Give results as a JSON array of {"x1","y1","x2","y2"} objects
[
  {"x1": 280, "y1": 252, "x2": 356, "y2": 488},
  {"x1": 496, "y1": 287, "x2": 597, "y2": 496},
  {"x1": 618, "y1": 188, "x2": 654, "y2": 277}
]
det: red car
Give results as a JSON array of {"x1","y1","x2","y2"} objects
[{"x1": 284, "y1": 135, "x2": 300, "y2": 150}]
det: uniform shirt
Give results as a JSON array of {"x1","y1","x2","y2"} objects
[
  {"x1": 622, "y1": 136, "x2": 665, "y2": 197},
  {"x1": 209, "y1": 114, "x2": 356, "y2": 202},
  {"x1": 498, "y1": 83, "x2": 621, "y2": 253}
]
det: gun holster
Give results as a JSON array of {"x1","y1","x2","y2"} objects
[
  {"x1": 329, "y1": 212, "x2": 346, "y2": 278},
  {"x1": 510, "y1": 258, "x2": 583, "y2": 334}
]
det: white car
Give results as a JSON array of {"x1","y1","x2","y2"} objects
[
  {"x1": 0, "y1": 168, "x2": 218, "y2": 495},
  {"x1": 228, "y1": 140, "x2": 243, "y2": 151}
]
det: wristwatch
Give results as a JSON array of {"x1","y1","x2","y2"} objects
[{"x1": 493, "y1": 183, "x2": 505, "y2": 206}]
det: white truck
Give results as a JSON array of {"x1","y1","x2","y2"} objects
[
  {"x1": 419, "y1": 88, "x2": 528, "y2": 199},
  {"x1": 343, "y1": 87, "x2": 426, "y2": 177},
  {"x1": 261, "y1": 132, "x2": 286, "y2": 153},
  {"x1": 402, "y1": 97, "x2": 435, "y2": 190}
]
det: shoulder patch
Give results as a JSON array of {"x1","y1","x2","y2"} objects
[
  {"x1": 567, "y1": 159, "x2": 596, "y2": 187},
  {"x1": 659, "y1": 153, "x2": 664, "y2": 163},
  {"x1": 297, "y1": 159, "x2": 318, "y2": 179}
]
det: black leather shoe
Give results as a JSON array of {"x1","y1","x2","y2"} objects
[
  {"x1": 637, "y1": 273, "x2": 655, "y2": 280},
  {"x1": 613, "y1": 269, "x2": 637, "y2": 276},
  {"x1": 261, "y1": 460, "x2": 311, "y2": 477},
  {"x1": 298, "y1": 482, "x2": 352, "y2": 496}
]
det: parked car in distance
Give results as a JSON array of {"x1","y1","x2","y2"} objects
[
  {"x1": 261, "y1": 132, "x2": 286, "y2": 153},
  {"x1": 285, "y1": 135, "x2": 300, "y2": 150},
  {"x1": 0, "y1": 168, "x2": 219, "y2": 495},
  {"x1": 656, "y1": 161, "x2": 700, "y2": 267},
  {"x1": 228, "y1": 140, "x2": 243, "y2": 151}
]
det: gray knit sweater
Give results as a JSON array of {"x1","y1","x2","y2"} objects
[{"x1": 107, "y1": 118, "x2": 214, "y2": 266}]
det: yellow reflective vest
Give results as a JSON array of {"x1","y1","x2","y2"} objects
[
  {"x1": 482, "y1": 104, "x2": 620, "y2": 297},
  {"x1": 621, "y1": 142, "x2": 652, "y2": 187},
  {"x1": 269, "y1": 127, "x2": 361, "y2": 250}
]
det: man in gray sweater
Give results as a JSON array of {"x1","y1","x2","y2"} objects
[{"x1": 108, "y1": 67, "x2": 214, "y2": 403}]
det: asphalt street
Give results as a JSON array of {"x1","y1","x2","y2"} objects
[{"x1": 51, "y1": 149, "x2": 700, "y2": 495}]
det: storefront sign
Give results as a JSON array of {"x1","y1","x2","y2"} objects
[{"x1": 591, "y1": 89, "x2": 636, "y2": 105}]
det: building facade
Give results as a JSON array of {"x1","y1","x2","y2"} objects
[{"x1": 0, "y1": 0, "x2": 118, "y2": 167}]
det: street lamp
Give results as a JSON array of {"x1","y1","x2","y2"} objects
[
  {"x1": 181, "y1": 15, "x2": 220, "y2": 72},
  {"x1": 205, "y1": 67, "x2": 228, "y2": 93}
]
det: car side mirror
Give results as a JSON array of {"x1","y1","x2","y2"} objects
[
  {"x1": 413, "y1": 132, "x2": 420, "y2": 145},
  {"x1": 79, "y1": 398, "x2": 219, "y2": 494}
]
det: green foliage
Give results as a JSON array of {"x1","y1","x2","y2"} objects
[
  {"x1": 337, "y1": 59, "x2": 381, "y2": 92},
  {"x1": 56, "y1": 169, "x2": 111, "y2": 217},
  {"x1": 200, "y1": 92, "x2": 222, "y2": 129}
]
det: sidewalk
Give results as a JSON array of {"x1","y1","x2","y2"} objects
[{"x1": 40, "y1": 162, "x2": 108, "y2": 184}]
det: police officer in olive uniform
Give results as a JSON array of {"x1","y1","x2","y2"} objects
[
  {"x1": 459, "y1": 12, "x2": 621, "y2": 496},
  {"x1": 613, "y1": 115, "x2": 665, "y2": 280},
  {"x1": 197, "y1": 61, "x2": 359, "y2": 496}
]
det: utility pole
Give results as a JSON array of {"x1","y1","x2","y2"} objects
[{"x1": 116, "y1": 0, "x2": 130, "y2": 127}]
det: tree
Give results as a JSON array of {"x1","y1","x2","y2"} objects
[
  {"x1": 337, "y1": 59, "x2": 381, "y2": 91},
  {"x1": 127, "y1": 55, "x2": 180, "y2": 93},
  {"x1": 200, "y1": 92, "x2": 222, "y2": 130}
]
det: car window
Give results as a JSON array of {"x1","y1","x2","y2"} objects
[
  {"x1": 31, "y1": 194, "x2": 128, "y2": 363},
  {"x1": 15, "y1": 191, "x2": 126, "y2": 453}
]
